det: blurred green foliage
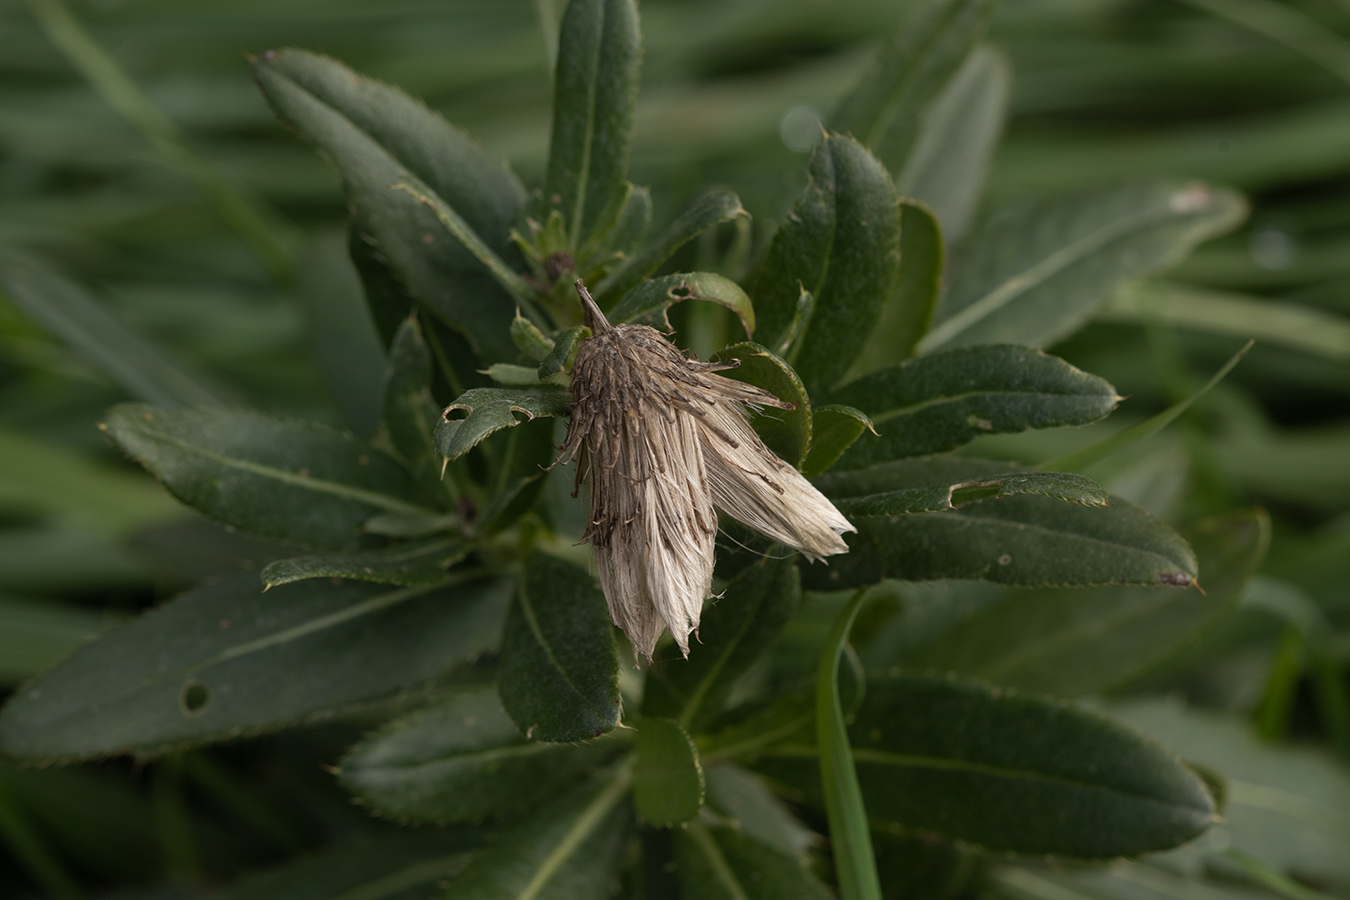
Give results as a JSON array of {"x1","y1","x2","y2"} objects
[{"x1": 0, "y1": 0, "x2": 1348, "y2": 898}]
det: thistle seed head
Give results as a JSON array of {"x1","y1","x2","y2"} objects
[{"x1": 561, "y1": 280, "x2": 855, "y2": 662}]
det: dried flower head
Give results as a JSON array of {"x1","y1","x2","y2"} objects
[{"x1": 560, "y1": 279, "x2": 855, "y2": 661}]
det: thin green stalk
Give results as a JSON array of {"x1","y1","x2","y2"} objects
[
  {"x1": 817, "y1": 588, "x2": 883, "y2": 900},
  {"x1": 27, "y1": 0, "x2": 296, "y2": 282}
]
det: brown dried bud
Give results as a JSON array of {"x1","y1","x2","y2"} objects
[{"x1": 560, "y1": 280, "x2": 854, "y2": 662}]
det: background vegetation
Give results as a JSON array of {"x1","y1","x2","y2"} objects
[{"x1": 0, "y1": 0, "x2": 1348, "y2": 898}]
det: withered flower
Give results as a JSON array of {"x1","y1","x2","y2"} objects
[{"x1": 560, "y1": 280, "x2": 854, "y2": 661}]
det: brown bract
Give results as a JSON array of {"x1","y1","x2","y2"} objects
[{"x1": 560, "y1": 280, "x2": 854, "y2": 662}]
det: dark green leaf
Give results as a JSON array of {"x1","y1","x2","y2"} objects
[
  {"x1": 512, "y1": 313, "x2": 556, "y2": 363},
  {"x1": 441, "y1": 769, "x2": 632, "y2": 900},
  {"x1": 473, "y1": 416, "x2": 559, "y2": 535},
  {"x1": 704, "y1": 765, "x2": 815, "y2": 860},
  {"x1": 592, "y1": 182, "x2": 652, "y2": 259},
  {"x1": 896, "y1": 46, "x2": 1010, "y2": 244},
  {"x1": 349, "y1": 222, "x2": 413, "y2": 348},
  {"x1": 756, "y1": 673, "x2": 1217, "y2": 857},
  {"x1": 847, "y1": 200, "x2": 944, "y2": 379},
  {"x1": 905, "y1": 510, "x2": 1270, "y2": 696},
  {"x1": 714, "y1": 342, "x2": 811, "y2": 467},
  {"x1": 801, "y1": 406, "x2": 873, "y2": 478},
  {"x1": 1040, "y1": 341, "x2": 1252, "y2": 473},
  {"x1": 211, "y1": 833, "x2": 479, "y2": 900},
  {"x1": 542, "y1": 0, "x2": 642, "y2": 248},
  {"x1": 634, "y1": 717, "x2": 704, "y2": 826},
  {"x1": 833, "y1": 471, "x2": 1109, "y2": 517},
  {"x1": 299, "y1": 233, "x2": 387, "y2": 437},
  {"x1": 0, "y1": 595, "x2": 110, "y2": 686},
  {"x1": 0, "y1": 575, "x2": 509, "y2": 760},
  {"x1": 0, "y1": 250, "x2": 228, "y2": 408},
  {"x1": 746, "y1": 135, "x2": 900, "y2": 397},
  {"x1": 1109, "y1": 699, "x2": 1350, "y2": 889},
  {"x1": 674, "y1": 823, "x2": 832, "y2": 900},
  {"x1": 608, "y1": 272, "x2": 755, "y2": 338},
  {"x1": 435, "y1": 388, "x2": 571, "y2": 461},
  {"x1": 254, "y1": 49, "x2": 526, "y2": 363},
  {"x1": 831, "y1": 0, "x2": 998, "y2": 175},
  {"x1": 393, "y1": 176, "x2": 537, "y2": 308},
  {"x1": 383, "y1": 316, "x2": 448, "y2": 503},
  {"x1": 498, "y1": 553, "x2": 621, "y2": 743},
  {"x1": 103, "y1": 404, "x2": 431, "y2": 550},
  {"x1": 827, "y1": 345, "x2": 1119, "y2": 469},
  {"x1": 594, "y1": 190, "x2": 747, "y2": 306},
  {"x1": 920, "y1": 180, "x2": 1247, "y2": 352},
  {"x1": 260, "y1": 538, "x2": 469, "y2": 589},
  {"x1": 339, "y1": 688, "x2": 618, "y2": 824},
  {"x1": 539, "y1": 325, "x2": 590, "y2": 380},
  {"x1": 808, "y1": 458, "x2": 1196, "y2": 590},
  {"x1": 643, "y1": 557, "x2": 801, "y2": 731}
]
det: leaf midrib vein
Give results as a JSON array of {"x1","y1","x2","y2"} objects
[{"x1": 144, "y1": 426, "x2": 433, "y2": 517}]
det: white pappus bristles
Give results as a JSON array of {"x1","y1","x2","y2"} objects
[{"x1": 559, "y1": 279, "x2": 855, "y2": 662}]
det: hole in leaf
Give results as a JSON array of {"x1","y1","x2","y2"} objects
[{"x1": 180, "y1": 680, "x2": 210, "y2": 717}]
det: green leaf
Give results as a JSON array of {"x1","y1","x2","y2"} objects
[
  {"x1": 497, "y1": 553, "x2": 621, "y2": 743},
  {"x1": 847, "y1": 200, "x2": 944, "y2": 380},
  {"x1": 473, "y1": 416, "x2": 559, "y2": 535},
  {"x1": 643, "y1": 557, "x2": 801, "y2": 731},
  {"x1": 831, "y1": 0, "x2": 998, "y2": 175},
  {"x1": 435, "y1": 388, "x2": 572, "y2": 461},
  {"x1": 802, "y1": 406, "x2": 874, "y2": 479},
  {"x1": 608, "y1": 272, "x2": 755, "y2": 338},
  {"x1": 703, "y1": 765, "x2": 815, "y2": 860},
  {"x1": 1040, "y1": 340, "x2": 1252, "y2": 473},
  {"x1": 756, "y1": 673, "x2": 1217, "y2": 857},
  {"x1": 593, "y1": 190, "x2": 747, "y2": 306},
  {"x1": 674, "y1": 823, "x2": 833, "y2": 900},
  {"x1": 0, "y1": 594, "x2": 110, "y2": 686},
  {"x1": 393, "y1": 176, "x2": 538, "y2": 309},
  {"x1": 746, "y1": 135, "x2": 901, "y2": 397},
  {"x1": 441, "y1": 768, "x2": 633, "y2": 900},
  {"x1": 809, "y1": 458, "x2": 1197, "y2": 590},
  {"x1": 211, "y1": 833, "x2": 479, "y2": 900},
  {"x1": 633, "y1": 717, "x2": 704, "y2": 826},
  {"x1": 299, "y1": 233, "x2": 387, "y2": 437},
  {"x1": 897, "y1": 46, "x2": 1010, "y2": 244},
  {"x1": 103, "y1": 404, "x2": 431, "y2": 549},
  {"x1": 714, "y1": 342, "x2": 811, "y2": 467},
  {"x1": 904, "y1": 510, "x2": 1270, "y2": 696},
  {"x1": 1110, "y1": 698, "x2": 1350, "y2": 889},
  {"x1": 486, "y1": 363, "x2": 548, "y2": 386},
  {"x1": 828, "y1": 345, "x2": 1119, "y2": 469},
  {"x1": 541, "y1": 0, "x2": 642, "y2": 249},
  {"x1": 254, "y1": 49, "x2": 526, "y2": 363},
  {"x1": 592, "y1": 182, "x2": 652, "y2": 259},
  {"x1": 339, "y1": 687, "x2": 618, "y2": 824},
  {"x1": 513, "y1": 313, "x2": 557, "y2": 363},
  {"x1": 538, "y1": 325, "x2": 590, "y2": 380},
  {"x1": 260, "y1": 538, "x2": 469, "y2": 589},
  {"x1": 0, "y1": 428, "x2": 179, "y2": 537},
  {"x1": 1102, "y1": 281, "x2": 1350, "y2": 362},
  {"x1": 832, "y1": 471, "x2": 1109, "y2": 517},
  {"x1": 817, "y1": 589, "x2": 884, "y2": 900},
  {"x1": 0, "y1": 250, "x2": 228, "y2": 408},
  {"x1": 919, "y1": 180, "x2": 1247, "y2": 352},
  {"x1": 382, "y1": 316, "x2": 448, "y2": 503},
  {"x1": 0, "y1": 575, "x2": 510, "y2": 760}
]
